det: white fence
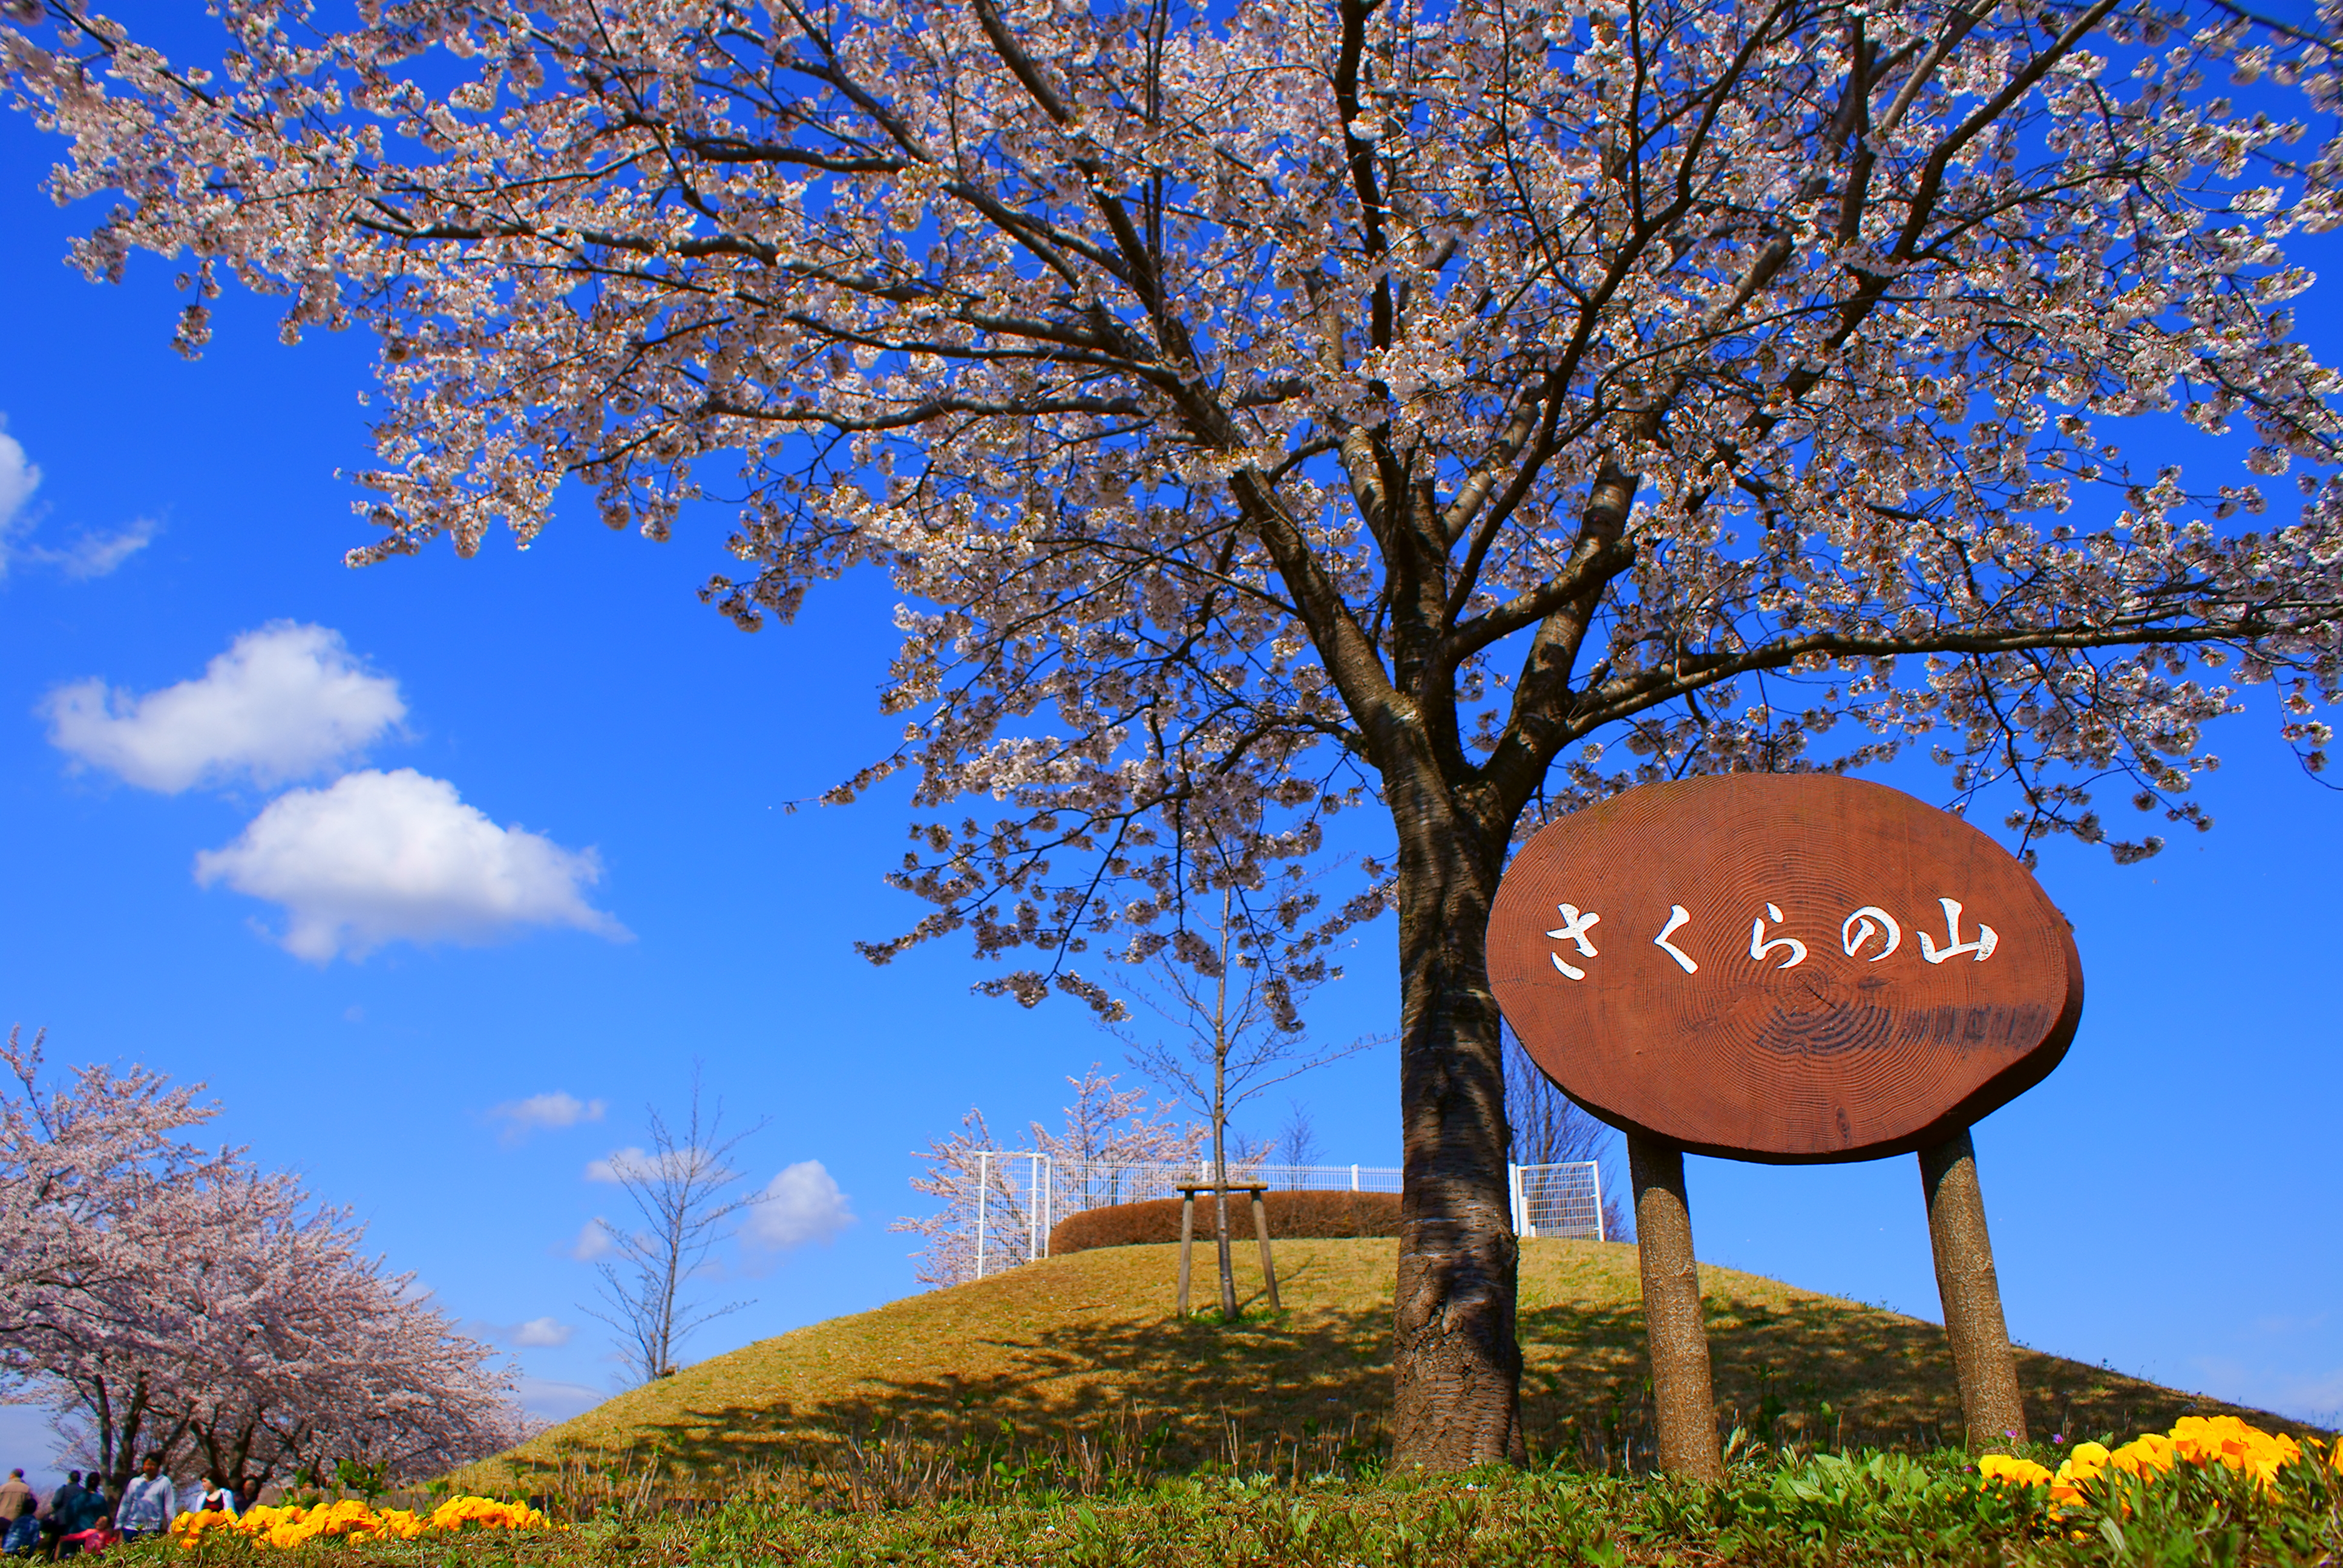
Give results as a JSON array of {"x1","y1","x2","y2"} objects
[
  {"x1": 965, "y1": 1154, "x2": 1603, "y2": 1279},
  {"x1": 1513, "y1": 1158, "x2": 1607, "y2": 1241}
]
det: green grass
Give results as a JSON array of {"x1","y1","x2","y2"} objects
[
  {"x1": 172, "y1": 1244, "x2": 2343, "y2": 1567},
  {"x1": 465, "y1": 1238, "x2": 2309, "y2": 1495},
  {"x1": 159, "y1": 1445, "x2": 2343, "y2": 1568}
]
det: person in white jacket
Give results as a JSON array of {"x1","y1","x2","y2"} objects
[{"x1": 113, "y1": 1457, "x2": 173, "y2": 1541}]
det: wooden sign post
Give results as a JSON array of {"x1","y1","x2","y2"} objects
[{"x1": 1487, "y1": 776, "x2": 2082, "y2": 1475}]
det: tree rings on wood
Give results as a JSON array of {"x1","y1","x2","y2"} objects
[{"x1": 1487, "y1": 776, "x2": 2083, "y2": 1163}]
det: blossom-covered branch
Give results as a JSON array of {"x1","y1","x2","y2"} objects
[
  {"x1": 12, "y1": 0, "x2": 2343, "y2": 1465},
  {"x1": 0, "y1": 1027, "x2": 518, "y2": 1495}
]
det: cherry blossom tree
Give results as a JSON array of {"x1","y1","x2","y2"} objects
[
  {"x1": 896, "y1": 1067, "x2": 1196, "y2": 1285},
  {"x1": 11, "y1": 0, "x2": 2343, "y2": 1465},
  {"x1": 159, "y1": 1172, "x2": 518, "y2": 1500},
  {"x1": 0, "y1": 1025, "x2": 241, "y2": 1487},
  {"x1": 0, "y1": 1028, "x2": 516, "y2": 1494}
]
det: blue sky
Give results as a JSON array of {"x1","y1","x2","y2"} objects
[{"x1": 3, "y1": 29, "x2": 2341, "y2": 1480}]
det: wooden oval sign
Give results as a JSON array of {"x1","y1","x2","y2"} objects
[{"x1": 1487, "y1": 776, "x2": 2083, "y2": 1163}]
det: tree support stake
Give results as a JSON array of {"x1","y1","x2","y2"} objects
[{"x1": 1175, "y1": 1182, "x2": 1276, "y2": 1318}]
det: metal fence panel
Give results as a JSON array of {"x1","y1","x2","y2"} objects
[
  {"x1": 1515, "y1": 1160, "x2": 1605, "y2": 1240},
  {"x1": 959, "y1": 1155, "x2": 1608, "y2": 1278},
  {"x1": 971, "y1": 1150, "x2": 1052, "y2": 1281},
  {"x1": 965, "y1": 1156, "x2": 1409, "y2": 1278}
]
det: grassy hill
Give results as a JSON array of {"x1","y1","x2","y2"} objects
[{"x1": 473, "y1": 1238, "x2": 2302, "y2": 1494}]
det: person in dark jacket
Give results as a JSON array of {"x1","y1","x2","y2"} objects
[
  {"x1": 54, "y1": 1477, "x2": 107, "y2": 1558},
  {"x1": 39, "y1": 1474, "x2": 85, "y2": 1558},
  {"x1": 71, "y1": 1481, "x2": 107, "y2": 1537}
]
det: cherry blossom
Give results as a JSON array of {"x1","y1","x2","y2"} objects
[
  {"x1": 10, "y1": 0, "x2": 2343, "y2": 1465},
  {"x1": 897, "y1": 1068, "x2": 1197, "y2": 1286},
  {"x1": 0, "y1": 1029, "x2": 517, "y2": 1495}
]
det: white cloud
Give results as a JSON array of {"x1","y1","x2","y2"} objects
[
  {"x1": 744, "y1": 1160, "x2": 856, "y2": 1250},
  {"x1": 565, "y1": 1219, "x2": 613, "y2": 1262},
  {"x1": 491, "y1": 1091, "x2": 608, "y2": 1145},
  {"x1": 192, "y1": 768, "x2": 626, "y2": 962},
  {"x1": 44, "y1": 622, "x2": 406, "y2": 792},
  {"x1": 584, "y1": 1146, "x2": 651, "y2": 1184},
  {"x1": 515, "y1": 1376, "x2": 605, "y2": 1424},
  {"x1": 508, "y1": 1316, "x2": 575, "y2": 1348},
  {"x1": 0, "y1": 425, "x2": 42, "y2": 563},
  {"x1": 0, "y1": 422, "x2": 154, "y2": 581},
  {"x1": 29, "y1": 517, "x2": 160, "y2": 580}
]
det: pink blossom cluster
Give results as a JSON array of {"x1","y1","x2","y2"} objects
[
  {"x1": 0, "y1": 1027, "x2": 522, "y2": 1497},
  {"x1": 10, "y1": 0, "x2": 2339, "y2": 1002},
  {"x1": 896, "y1": 1068, "x2": 1198, "y2": 1285}
]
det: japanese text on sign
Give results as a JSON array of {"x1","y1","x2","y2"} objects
[{"x1": 1545, "y1": 897, "x2": 1999, "y2": 982}]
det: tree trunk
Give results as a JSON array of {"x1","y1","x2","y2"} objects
[
  {"x1": 1389, "y1": 784, "x2": 1524, "y2": 1469},
  {"x1": 1213, "y1": 1155, "x2": 1237, "y2": 1321},
  {"x1": 1212, "y1": 1010, "x2": 1237, "y2": 1322}
]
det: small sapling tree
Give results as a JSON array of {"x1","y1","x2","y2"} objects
[
  {"x1": 581, "y1": 1076, "x2": 767, "y2": 1384},
  {"x1": 1504, "y1": 1034, "x2": 1630, "y2": 1241},
  {"x1": 1274, "y1": 1101, "x2": 1323, "y2": 1169},
  {"x1": 1118, "y1": 890, "x2": 1368, "y2": 1321}
]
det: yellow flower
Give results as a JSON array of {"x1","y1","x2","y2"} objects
[
  {"x1": 1978, "y1": 1452, "x2": 2054, "y2": 1489},
  {"x1": 2049, "y1": 1441, "x2": 2114, "y2": 1508},
  {"x1": 175, "y1": 1493, "x2": 546, "y2": 1550},
  {"x1": 169, "y1": 1509, "x2": 243, "y2": 1547},
  {"x1": 2106, "y1": 1432, "x2": 2176, "y2": 1478},
  {"x1": 2169, "y1": 1415, "x2": 2302, "y2": 1490}
]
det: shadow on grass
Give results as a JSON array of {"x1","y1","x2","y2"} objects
[
  {"x1": 506, "y1": 1267, "x2": 2276, "y2": 1489},
  {"x1": 1523, "y1": 1294, "x2": 2229, "y2": 1462}
]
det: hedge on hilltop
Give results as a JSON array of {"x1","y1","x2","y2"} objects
[{"x1": 1049, "y1": 1191, "x2": 1402, "y2": 1255}]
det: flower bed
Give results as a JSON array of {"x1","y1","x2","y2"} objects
[
  {"x1": 1979, "y1": 1415, "x2": 2333, "y2": 1515},
  {"x1": 171, "y1": 1495, "x2": 549, "y2": 1549}
]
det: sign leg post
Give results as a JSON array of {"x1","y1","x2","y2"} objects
[
  {"x1": 1918, "y1": 1126, "x2": 2027, "y2": 1449},
  {"x1": 1177, "y1": 1192, "x2": 1195, "y2": 1316},
  {"x1": 1628, "y1": 1131, "x2": 1722, "y2": 1482},
  {"x1": 1250, "y1": 1190, "x2": 1280, "y2": 1312}
]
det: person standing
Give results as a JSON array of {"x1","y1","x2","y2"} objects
[
  {"x1": 113, "y1": 1460, "x2": 172, "y2": 1543},
  {"x1": 40, "y1": 1472, "x2": 85, "y2": 1558},
  {"x1": 0, "y1": 1472, "x2": 33, "y2": 1557},
  {"x1": 70, "y1": 1478, "x2": 108, "y2": 1544}
]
